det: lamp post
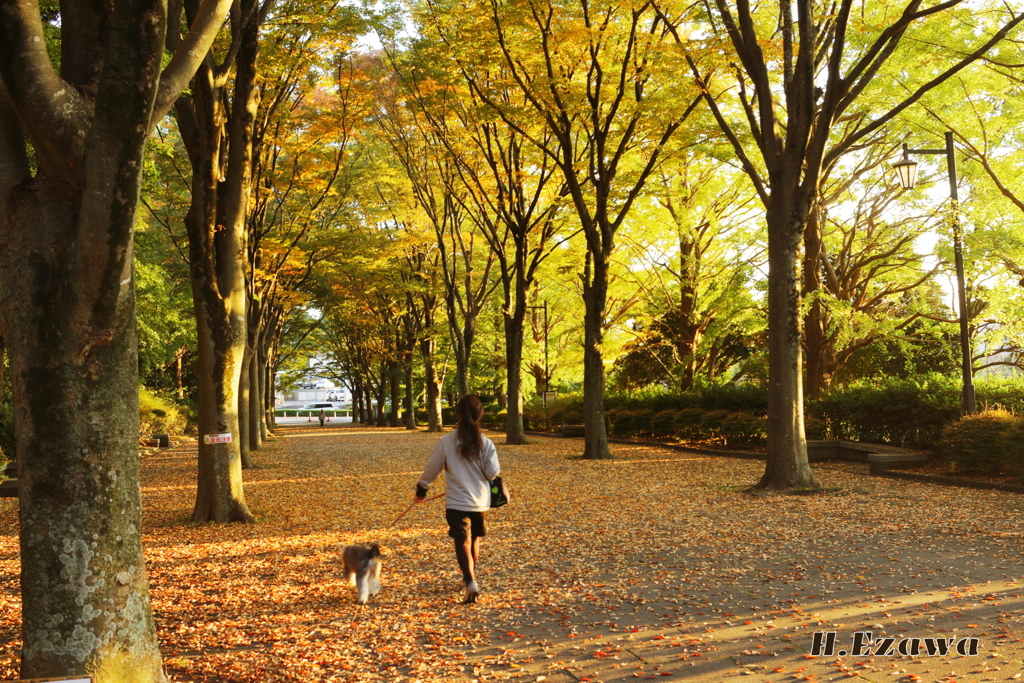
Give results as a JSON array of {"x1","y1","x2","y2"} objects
[
  {"x1": 528, "y1": 302, "x2": 550, "y2": 405},
  {"x1": 893, "y1": 131, "x2": 976, "y2": 414}
]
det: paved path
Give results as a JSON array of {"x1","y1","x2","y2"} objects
[{"x1": 0, "y1": 422, "x2": 1021, "y2": 683}]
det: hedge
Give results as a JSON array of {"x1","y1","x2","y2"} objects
[
  {"x1": 520, "y1": 376, "x2": 1024, "y2": 451},
  {"x1": 940, "y1": 410, "x2": 1024, "y2": 476},
  {"x1": 275, "y1": 410, "x2": 350, "y2": 418},
  {"x1": 140, "y1": 388, "x2": 190, "y2": 438}
]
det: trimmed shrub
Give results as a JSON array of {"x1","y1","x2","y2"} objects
[
  {"x1": 560, "y1": 410, "x2": 583, "y2": 426},
  {"x1": 0, "y1": 402, "x2": 13, "y2": 461},
  {"x1": 611, "y1": 410, "x2": 635, "y2": 437},
  {"x1": 941, "y1": 410, "x2": 1017, "y2": 473},
  {"x1": 804, "y1": 414, "x2": 827, "y2": 440},
  {"x1": 699, "y1": 409, "x2": 731, "y2": 442},
  {"x1": 1001, "y1": 419, "x2": 1024, "y2": 476},
  {"x1": 480, "y1": 410, "x2": 507, "y2": 430},
  {"x1": 140, "y1": 388, "x2": 188, "y2": 439},
  {"x1": 650, "y1": 410, "x2": 676, "y2": 437},
  {"x1": 604, "y1": 407, "x2": 622, "y2": 431},
  {"x1": 673, "y1": 408, "x2": 705, "y2": 441},
  {"x1": 808, "y1": 376, "x2": 961, "y2": 448},
  {"x1": 631, "y1": 409, "x2": 654, "y2": 436},
  {"x1": 723, "y1": 412, "x2": 768, "y2": 446}
]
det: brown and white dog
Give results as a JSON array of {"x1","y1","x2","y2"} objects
[{"x1": 341, "y1": 543, "x2": 382, "y2": 604}]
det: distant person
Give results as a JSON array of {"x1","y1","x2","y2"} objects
[
  {"x1": 414, "y1": 394, "x2": 500, "y2": 604},
  {"x1": 318, "y1": 409, "x2": 326, "y2": 427}
]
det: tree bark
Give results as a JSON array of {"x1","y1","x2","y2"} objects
[
  {"x1": 803, "y1": 204, "x2": 831, "y2": 399},
  {"x1": 503, "y1": 308, "x2": 528, "y2": 444},
  {"x1": 582, "y1": 254, "x2": 612, "y2": 459},
  {"x1": 375, "y1": 369, "x2": 388, "y2": 427},
  {"x1": 421, "y1": 337, "x2": 444, "y2": 432},
  {"x1": 0, "y1": 0, "x2": 216, "y2": 674},
  {"x1": 176, "y1": 2, "x2": 263, "y2": 522},
  {"x1": 352, "y1": 377, "x2": 363, "y2": 423},
  {"x1": 1, "y1": 157, "x2": 169, "y2": 683},
  {"x1": 238, "y1": 346, "x2": 253, "y2": 469},
  {"x1": 758, "y1": 196, "x2": 819, "y2": 489},
  {"x1": 389, "y1": 359, "x2": 402, "y2": 427},
  {"x1": 250, "y1": 348, "x2": 264, "y2": 448},
  {"x1": 403, "y1": 356, "x2": 417, "y2": 429}
]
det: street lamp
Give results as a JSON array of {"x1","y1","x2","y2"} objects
[
  {"x1": 892, "y1": 131, "x2": 976, "y2": 414},
  {"x1": 527, "y1": 302, "x2": 551, "y2": 406}
]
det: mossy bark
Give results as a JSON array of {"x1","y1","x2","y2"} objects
[{"x1": 0, "y1": 1, "x2": 171, "y2": 678}]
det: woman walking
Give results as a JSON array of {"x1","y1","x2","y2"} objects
[{"x1": 414, "y1": 395, "x2": 500, "y2": 604}]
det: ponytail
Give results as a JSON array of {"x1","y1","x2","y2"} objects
[{"x1": 455, "y1": 394, "x2": 484, "y2": 461}]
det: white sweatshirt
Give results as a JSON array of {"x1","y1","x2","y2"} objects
[{"x1": 418, "y1": 431, "x2": 500, "y2": 512}]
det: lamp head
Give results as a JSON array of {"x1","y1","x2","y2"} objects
[{"x1": 893, "y1": 151, "x2": 918, "y2": 190}]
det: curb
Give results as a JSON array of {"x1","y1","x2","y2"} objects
[
  {"x1": 873, "y1": 469, "x2": 1024, "y2": 494},
  {"x1": 522, "y1": 430, "x2": 1024, "y2": 495},
  {"x1": 523, "y1": 430, "x2": 765, "y2": 459}
]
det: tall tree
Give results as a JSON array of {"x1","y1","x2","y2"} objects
[
  {"x1": 372, "y1": 70, "x2": 500, "y2": 398},
  {"x1": 616, "y1": 156, "x2": 763, "y2": 390},
  {"x1": 665, "y1": 0, "x2": 1024, "y2": 488},
  {"x1": 393, "y1": 42, "x2": 571, "y2": 443},
  {"x1": 430, "y1": 0, "x2": 702, "y2": 458},
  {"x1": 174, "y1": 0, "x2": 275, "y2": 522},
  {"x1": 0, "y1": 0, "x2": 230, "y2": 677},
  {"x1": 803, "y1": 146, "x2": 942, "y2": 396}
]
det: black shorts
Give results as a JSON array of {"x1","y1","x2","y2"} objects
[{"x1": 445, "y1": 508, "x2": 486, "y2": 542}]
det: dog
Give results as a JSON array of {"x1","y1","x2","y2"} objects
[{"x1": 341, "y1": 543, "x2": 382, "y2": 604}]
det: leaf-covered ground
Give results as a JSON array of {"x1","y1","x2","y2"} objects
[{"x1": 1, "y1": 423, "x2": 1023, "y2": 682}]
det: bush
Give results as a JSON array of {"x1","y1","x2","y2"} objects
[
  {"x1": 140, "y1": 388, "x2": 188, "y2": 439},
  {"x1": 673, "y1": 408, "x2": 705, "y2": 441},
  {"x1": 481, "y1": 410, "x2": 507, "y2": 430},
  {"x1": 650, "y1": 410, "x2": 676, "y2": 437},
  {"x1": 808, "y1": 375, "x2": 961, "y2": 448},
  {"x1": 629, "y1": 409, "x2": 654, "y2": 436},
  {"x1": 1002, "y1": 419, "x2": 1024, "y2": 476},
  {"x1": 698, "y1": 409, "x2": 731, "y2": 442},
  {"x1": 941, "y1": 410, "x2": 1018, "y2": 473},
  {"x1": 560, "y1": 410, "x2": 583, "y2": 426},
  {"x1": 723, "y1": 412, "x2": 768, "y2": 446},
  {"x1": 0, "y1": 402, "x2": 13, "y2": 461},
  {"x1": 611, "y1": 410, "x2": 635, "y2": 437}
]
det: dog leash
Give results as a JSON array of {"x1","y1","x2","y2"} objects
[{"x1": 388, "y1": 493, "x2": 444, "y2": 528}]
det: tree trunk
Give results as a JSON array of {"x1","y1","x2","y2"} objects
[
  {"x1": 582, "y1": 254, "x2": 612, "y2": 459},
  {"x1": 238, "y1": 346, "x2": 253, "y2": 469},
  {"x1": 0, "y1": 9, "x2": 170, "y2": 675},
  {"x1": 504, "y1": 309, "x2": 528, "y2": 444},
  {"x1": 453, "y1": 326, "x2": 470, "y2": 398},
  {"x1": 422, "y1": 337, "x2": 444, "y2": 432},
  {"x1": 352, "y1": 377, "x2": 363, "y2": 423},
  {"x1": 375, "y1": 370, "x2": 388, "y2": 427},
  {"x1": 758, "y1": 198, "x2": 819, "y2": 490},
  {"x1": 389, "y1": 359, "x2": 402, "y2": 427},
  {"x1": 403, "y1": 358, "x2": 417, "y2": 429},
  {"x1": 363, "y1": 384, "x2": 375, "y2": 424},
  {"x1": 265, "y1": 357, "x2": 277, "y2": 433},
  {"x1": 176, "y1": 24, "x2": 260, "y2": 522},
  {"x1": 249, "y1": 349, "x2": 263, "y2": 450},
  {"x1": 191, "y1": 292, "x2": 254, "y2": 521},
  {"x1": 175, "y1": 352, "x2": 185, "y2": 399},
  {"x1": 802, "y1": 205, "x2": 831, "y2": 399},
  {"x1": 677, "y1": 235, "x2": 700, "y2": 391}
]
